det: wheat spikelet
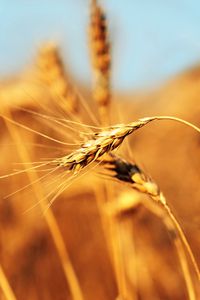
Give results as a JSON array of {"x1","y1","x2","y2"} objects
[
  {"x1": 103, "y1": 154, "x2": 199, "y2": 299},
  {"x1": 37, "y1": 43, "x2": 79, "y2": 113},
  {"x1": 102, "y1": 154, "x2": 164, "y2": 203},
  {"x1": 89, "y1": 0, "x2": 111, "y2": 124}
]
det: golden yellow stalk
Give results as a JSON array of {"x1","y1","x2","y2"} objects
[
  {"x1": 3, "y1": 109, "x2": 84, "y2": 300},
  {"x1": 106, "y1": 191, "x2": 144, "y2": 299},
  {"x1": 0, "y1": 265, "x2": 17, "y2": 300},
  {"x1": 163, "y1": 215, "x2": 196, "y2": 300},
  {"x1": 89, "y1": 4, "x2": 129, "y2": 292}
]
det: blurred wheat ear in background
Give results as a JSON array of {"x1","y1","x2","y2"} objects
[{"x1": 89, "y1": 0, "x2": 111, "y2": 125}]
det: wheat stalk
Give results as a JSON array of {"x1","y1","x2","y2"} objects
[
  {"x1": 89, "y1": 4, "x2": 131, "y2": 297},
  {"x1": 0, "y1": 265, "x2": 17, "y2": 300}
]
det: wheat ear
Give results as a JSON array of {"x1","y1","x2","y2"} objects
[
  {"x1": 1, "y1": 114, "x2": 199, "y2": 174},
  {"x1": 89, "y1": 0, "x2": 111, "y2": 125},
  {"x1": 37, "y1": 43, "x2": 79, "y2": 113},
  {"x1": 55, "y1": 115, "x2": 200, "y2": 173},
  {"x1": 103, "y1": 154, "x2": 199, "y2": 299}
]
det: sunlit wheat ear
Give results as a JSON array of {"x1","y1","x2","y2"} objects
[
  {"x1": 37, "y1": 42, "x2": 79, "y2": 113},
  {"x1": 103, "y1": 154, "x2": 200, "y2": 293},
  {"x1": 55, "y1": 115, "x2": 200, "y2": 173},
  {"x1": 56, "y1": 117, "x2": 152, "y2": 172},
  {"x1": 1, "y1": 114, "x2": 200, "y2": 178},
  {"x1": 89, "y1": 0, "x2": 111, "y2": 124}
]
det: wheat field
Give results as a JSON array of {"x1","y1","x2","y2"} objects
[{"x1": 0, "y1": 1, "x2": 200, "y2": 300}]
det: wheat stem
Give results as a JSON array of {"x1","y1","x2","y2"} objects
[
  {"x1": 0, "y1": 265, "x2": 17, "y2": 300},
  {"x1": 143, "y1": 116, "x2": 200, "y2": 133},
  {"x1": 175, "y1": 238, "x2": 196, "y2": 300},
  {"x1": 162, "y1": 204, "x2": 200, "y2": 281}
]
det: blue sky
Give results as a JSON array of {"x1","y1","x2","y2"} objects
[{"x1": 1, "y1": 0, "x2": 200, "y2": 90}]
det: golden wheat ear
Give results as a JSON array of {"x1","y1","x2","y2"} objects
[
  {"x1": 103, "y1": 154, "x2": 199, "y2": 298},
  {"x1": 37, "y1": 43, "x2": 79, "y2": 114},
  {"x1": 1, "y1": 114, "x2": 200, "y2": 178},
  {"x1": 55, "y1": 115, "x2": 200, "y2": 173},
  {"x1": 89, "y1": 0, "x2": 111, "y2": 125}
]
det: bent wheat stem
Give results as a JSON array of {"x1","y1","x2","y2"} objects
[
  {"x1": 163, "y1": 216, "x2": 196, "y2": 300},
  {"x1": 163, "y1": 204, "x2": 200, "y2": 281}
]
